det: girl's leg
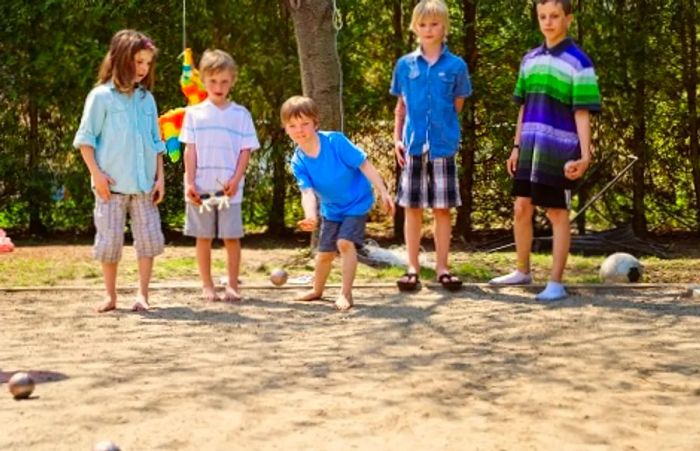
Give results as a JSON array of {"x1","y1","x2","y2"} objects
[
  {"x1": 133, "y1": 257, "x2": 154, "y2": 311},
  {"x1": 296, "y1": 251, "x2": 335, "y2": 301},
  {"x1": 335, "y1": 239, "x2": 357, "y2": 310},
  {"x1": 97, "y1": 262, "x2": 119, "y2": 313},
  {"x1": 223, "y1": 238, "x2": 241, "y2": 301}
]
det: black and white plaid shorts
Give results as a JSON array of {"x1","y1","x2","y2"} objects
[{"x1": 396, "y1": 153, "x2": 461, "y2": 209}]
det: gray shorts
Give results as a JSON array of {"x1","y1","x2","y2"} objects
[
  {"x1": 318, "y1": 215, "x2": 367, "y2": 252},
  {"x1": 93, "y1": 193, "x2": 165, "y2": 262},
  {"x1": 184, "y1": 201, "x2": 244, "y2": 239}
]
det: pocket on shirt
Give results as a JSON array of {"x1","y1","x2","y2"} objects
[
  {"x1": 108, "y1": 105, "x2": 129, "y2": 129},
  {"x1": 139, "y1": 104, "x2": 158, "y2": 151},
  {"x1": 439, "y1": 73, "x2": 456, "y2": 99}
]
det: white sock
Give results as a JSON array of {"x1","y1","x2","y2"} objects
[
  {"x1": 535, "y1": 281, "x2": 568, "y2": 301},
  {"x1": 489, "y1": 269, "x2": 532, "y2": 285}
]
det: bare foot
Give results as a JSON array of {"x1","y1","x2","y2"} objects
[
  {"x1": 95, "y1": 297, "x2": 117, "y2": 313},
  {"x1": 131, "y1": 294, "x2": 150, "y2": 312},
  {"x1": 224, "y1": 286, "x2": 241, "y2": 302},
  {"x1": 334, "y1": 294, "x2": 353, "y2": 311},
  {"x1": 295, "y1": 290, "x2": 323, "y2": 302},
  {"x1": 202, "y1": 286, "x2": 221, "y2": 302}
]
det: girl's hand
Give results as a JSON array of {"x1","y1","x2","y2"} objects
[
  {"x1": 297, "y1": 217, "x2": 318, "y2": 232},
  {"x1": 381, "y1": 192, "x2": 395, "y2": 216},
  {"x1": 152, "y1": 177, "x2": 165, "y2": 205},
  {"x1": 507, "y1": 147, "x2": 519, "y2": 178},
  {"x1": 394, "y1": 140, "x2": 406, "y2": 168},
  {"x1": 185, "y1": 182, "x2": 201, "y2": 205},
  {"x1": 564, "y1": 158, "x2": 590, "y2": 180},
  {"x1": 93, "y1": 171, "x2": 115, "y2": 201}
]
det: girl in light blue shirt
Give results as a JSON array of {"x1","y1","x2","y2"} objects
[{"x1": 73, "y1": 29, "x2": 166, "y2": 313}]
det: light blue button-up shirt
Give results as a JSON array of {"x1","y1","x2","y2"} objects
[
  {"x1": 390, "y1": 45, "x2": 472, "y2": 159},
  {"x1": 73, "y1": 82, "x2": 165, "y2": 194}
]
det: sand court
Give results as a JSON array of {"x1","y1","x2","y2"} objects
[{"x1": 2, "y1": 286, "x2": 700, "y2": 450}]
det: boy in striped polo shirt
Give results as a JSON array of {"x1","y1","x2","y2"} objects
[{"x1": 489, "y1": 0, "x2": 601, "y2": 301}]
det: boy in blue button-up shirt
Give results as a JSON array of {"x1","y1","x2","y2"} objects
[{"x1": 390, "y1": 0, "x2": 472, "y2": 292}]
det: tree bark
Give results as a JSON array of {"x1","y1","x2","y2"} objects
[
  {"x1": 286, "y1": 0, "x2": 343, "y2": 248},
  {"x1": 456, "y1": 0, "x2": 477, "y2": 240},
  {"x1": 391, "y1": 0, "x2": 405, "y2": 241},
  {"x1": 680, "y1": 0, "x2": 700, "y2": 231},
  {"x1": 287, "y1": 0, "x2": 342, "y2": 130}
]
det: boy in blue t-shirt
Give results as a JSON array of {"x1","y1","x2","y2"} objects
[{"x1": 281, "y1": 96, "x2": 395, "y2": 311}]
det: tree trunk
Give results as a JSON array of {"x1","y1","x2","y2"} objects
[
  {"x1": 680, "y1": 0, "x2": 700, "y2": 230},
  {"x1": 456, "y1": 0, "x2": 477, "y2": 240},
  {"x1": 286, "y1": 0, "x2": 342, "y2": 248},
  {"x1": 268, "y1": 143, "x2": 289, "y2": 235},
  {"x1": 287, "y1": 0, "x2": 342, "y2": 131},
  {"x1": 27, "y1": 98, "x2": 45, "y2": 235},
  {"x1": 391, "y1": 0, "x2": 405, "y2": 241}
]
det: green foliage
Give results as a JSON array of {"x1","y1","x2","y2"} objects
[{"x1": 0, "y1": 0, "x2": 698, "y2": 236}]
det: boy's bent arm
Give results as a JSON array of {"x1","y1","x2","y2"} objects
[
  {"x1": 183, "y1": 143, "x2": 201, "y2": 204},
  {"x1": 297, "y1": 188, "x2": 319, "y2": 232},
  {"x1": 393, "y1": 97, "x2": 407, "y2": 167},
  {"x1": 565, "y1": 110, "x2": 593, "y2": 180},
  {"x1": 79, "y1": 145, "x2": 114, "y2": 201},
  {"x1": 360, "y1": 160, "x2": 396, "y2": 216},
  {"x1": 225, "y1": 149, "x2": 252, "y2": 198},
  {"x1": 454, "y1": 97, "x2": 466, "y2": 114},
  {"x1": 507, "y1": 106, "x2": 525, "y2": 177}
]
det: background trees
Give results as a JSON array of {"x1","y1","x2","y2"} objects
[{"x1": 0, "y1": 0, "x2": 697, "y2": 238}]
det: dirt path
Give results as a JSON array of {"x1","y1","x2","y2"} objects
[{"x1": 2, "y1": 286, "x2": 700, "y2": 450}]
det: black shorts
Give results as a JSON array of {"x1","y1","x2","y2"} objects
[{"x1": 512, "y1": 179, "x2": 571, "y2": 209}]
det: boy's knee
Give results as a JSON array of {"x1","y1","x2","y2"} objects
[
  {"x1": 316, "y1": 251, "x2": 335, "y2": 263},
  {"x1": 336, "y1": 239, "x2": 355, "y2": 254},
  {"x1": 545, "y1": 208, "x2": 568, "y2": 223},
  {"x1": 514, "y1": 201, "x2": 533, "y2": 220},
  {"x1": 432, "y1": 208, "x2": 450, "y2": 219}
]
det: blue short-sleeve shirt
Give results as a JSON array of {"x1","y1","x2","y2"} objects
[
  {"x1": 291, "y1": 131, "x2": 374, "y2": 221},
  {"x1": 73, "y1": 82, "x2": 166, "y2": 194},
  {"x1": 390, "y1": 45, "x2": 472, "y2": 159}
]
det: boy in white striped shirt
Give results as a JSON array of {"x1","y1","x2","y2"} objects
[{"x1": 180, "y1": 49, "x2": 260, "y2": 302}]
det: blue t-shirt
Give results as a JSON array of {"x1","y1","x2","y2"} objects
[
  {"x1": 390, "y1": 45, "x2": 472, "y2": 159},
  {"x1": 291, "y1": 131, "x2": 373, "y2": 221}
]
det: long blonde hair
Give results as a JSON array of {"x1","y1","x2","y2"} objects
[{"x1": 98, "y1": 29, "x2": 158, "y2": 92}]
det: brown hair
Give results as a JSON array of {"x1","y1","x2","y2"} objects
[
  {"x1": 199, "y1": 49, "x2": 238, "y2": 83},
  {"x1": 280, "y1": 96, "x2": 320, "y2": 126},
  {"x1": 535, "y1": 0, "x2": 573, "y2": 15},
  {"x1": 98, "y1": 29, "x2": 158, "y2": 92}
]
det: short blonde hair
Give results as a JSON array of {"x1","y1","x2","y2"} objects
[
  {"x1": 410, "y1": 0, "x2": 450, "y2": 39},
  {"x1": 199, "y1": 49, "x2": 238, "y2": 81},
  {"x1": 280, "y1": 96, "x2": 320, "y2": 126}
]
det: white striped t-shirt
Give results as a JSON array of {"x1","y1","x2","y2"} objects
[{"x1": 179, "y1": 99, "x2": 260, "y2": 203}]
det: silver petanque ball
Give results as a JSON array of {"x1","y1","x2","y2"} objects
[
  {"x1": 270, "y1": 268, "x2": 288, "y2": 286},
  {"x1": 8, "y1": 372, "x2": 34, "y2": 400},
  {"x1": 93, "y1": 440, "x2": 121, "y2": 451}
]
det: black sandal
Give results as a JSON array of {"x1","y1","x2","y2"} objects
[
  {"x1": 397, "y1": 272, "x2": 421, "y2": 292},
  {"x1": 437, "y1": 273, "x2": 463, "y2": 292}
]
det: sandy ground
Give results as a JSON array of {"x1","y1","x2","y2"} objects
[{"x1": 2, "y1": 285, "x2": 700, "y2": 451}]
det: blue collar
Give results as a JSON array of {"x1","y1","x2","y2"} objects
[
  {"x1": 535, "y1": 37, "x2": 573, "y2": 56},
  {"x1": 409, "y1": 43, "x2": 449, "y2": 63}
]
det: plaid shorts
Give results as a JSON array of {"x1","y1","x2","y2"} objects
[
  {"x1": 397, "y1": 154, "x2": 461, "y2": 209},
  {"x1": 93, "y1": 193, "x2": 165, "y2": 262}
]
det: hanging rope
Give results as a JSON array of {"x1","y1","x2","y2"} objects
[
  {"x1": 332, "y1": 0, "x2": 344, "y2": 132},
  {"x1": 182, "y1": 0, "x2": 187, "y2": 51}
]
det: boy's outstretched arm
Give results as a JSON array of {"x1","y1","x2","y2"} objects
[
  {"x1": 184, "y1": 143, "x2": 201, "y2": 205},
  {"x1": 298, "y1": 188, "x2": 318, "y2": 232},
  {"x1": 507, "y1": 105, "x2": 525, "y2": 177},
  {"x1": 359, "y1": 160, "x2": 396, "y2": 216},
  {"x1": 393, "y1": 97, "x2": 407, "y2": 167},
  {"x1": 565, "y1": 110, "x2": 593, "y2": 180},
  {"x1": 224, "y1": 149, "x2": 252, "y2": 198}
]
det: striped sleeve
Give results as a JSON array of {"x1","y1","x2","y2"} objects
[{"x1": 572, "y1": 66, "x2": 601, "y2": 112}]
